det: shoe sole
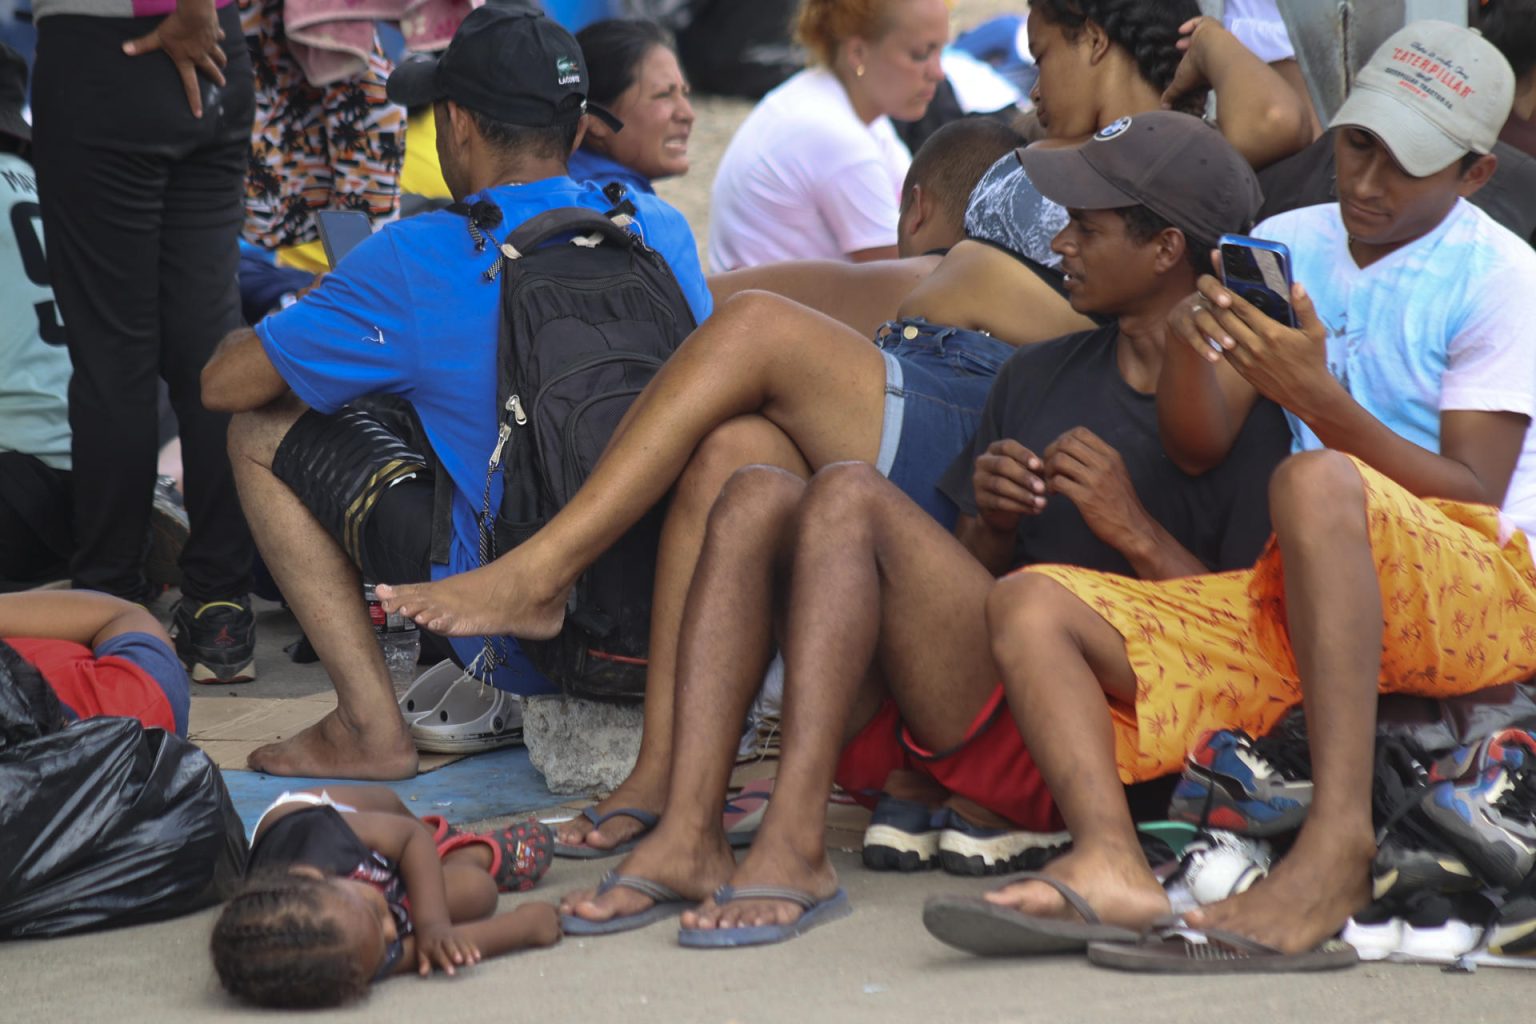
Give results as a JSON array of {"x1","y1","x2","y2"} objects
[
  {"x1": 861, "y1": 824, "x2": 938, "y2": 872},
  {"x1": 937, "y1": 828, "x2": 1071, "y2": 877},
  {"x1": 188, "y1": 659, "x2": 256, "y2": 685}
]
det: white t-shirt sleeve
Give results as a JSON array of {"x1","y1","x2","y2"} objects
[
  {"x1": 1223, "y1": 0, "x2": 1296, "y2": 63},
  {"x1": 1441, "y1": 272, "x2": 1536, "y2": 418}
]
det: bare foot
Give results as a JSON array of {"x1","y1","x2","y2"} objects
[
  {"x1": 984, "y1": 844, "x2": 1170, "y2": 932},
  {"x1": 681, "y1": 833, "x2": 839, "y2": 932},
  {"x1": 375, "y1": 556, "x2": 569, "y2": 640},
  {"x1": 1186, "y1": 825, "x2": 1374, "y2": 954},
  {"x1": 558, "y1": 826, "x2": 735, "y2": 925},
  {"x1": 247, "y1": 709, "x2": 418, "y2": 779}
]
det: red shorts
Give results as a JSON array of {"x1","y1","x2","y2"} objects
[{"x1": 833, "y1": 684, "x2": 1062, "y2": 832}]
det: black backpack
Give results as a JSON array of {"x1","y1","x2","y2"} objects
[{"x1": 458, "y1": 198, "x2": 698, "y2": 701}]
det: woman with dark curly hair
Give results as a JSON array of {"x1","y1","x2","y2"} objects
[{"x1": 571, "y1": 18, "x2": 695, "y2": 197}]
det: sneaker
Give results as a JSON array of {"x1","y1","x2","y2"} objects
[
  {"x1": 1162, "y1": 830, "x2": 1272, "y2": 912},
  {"x1": 1419, "y1": 729, "x2": 1536, "y2": 889},
  {"x1": 170, "y1": 596, "x2": 257, "y2": 684},
  {"x1": 144, "y1": 476, "x2": 188, "y2": 590},
  {"x1": 1486, "y1": 895, "x2": 1536, "y2": 959},
  {"x1": 1372, "y1": 831, "x2": 1479, "y2": 900},
  {"x1": 1343, "y1": 891, "x2": 1493, "y2": 963},
  {"x1": 1168, "y1": 727, "x2": 1313, "y2": 836},
  {"x1": 935, "y1": 811, "x2": 1070, "y2": 877},
  {"x1": 861, "y1": 794, "x2": 943, "y2": 872}
]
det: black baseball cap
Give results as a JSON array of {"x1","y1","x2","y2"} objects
[
  {"x1": 1018, "y1": 111, "x2": 1262, "y2": 252},
  {"x1": 0, "y1": 43, "x2": 29, "y2": 146},
  {"x1": 386, "y1": 7, "x2": 618, "y2": 129}
]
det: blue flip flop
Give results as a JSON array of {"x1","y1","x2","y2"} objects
[
  {"x1": 677, "y1": 885, "x2": 852, "y2": 948},
  {"x1": 559, "y1": 871, "x2": 695, "y2": 936},
  {"x1": 552, "y1": 807, "x2": 659, "y2": 860}
]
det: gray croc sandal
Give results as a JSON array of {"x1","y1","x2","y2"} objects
[
  {"x1": 559, "y1": 871, "x2": 694, "y2": 936},
  {"x1": 409, "y1": 674, "x2": 523, "y2": 754},
  {"x1": 1087, "y1": 924, "x2": 1360, "y2": 973},
  {"x1": 922, "y1": 871, "x2": 1142, "y2": 956}
]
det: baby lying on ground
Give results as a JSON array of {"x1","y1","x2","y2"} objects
[{"x1": 211, "y1": 786, "x2": 559, "y2": 1008}]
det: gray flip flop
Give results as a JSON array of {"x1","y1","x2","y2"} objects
[
  {"x1": 559, "y1": 871, "x2": 693, "y2": 936},
  {"x1": 922, "y1": 871, "x2": 1142, "y2": 956},
  {"x1": 1087, "y1": 925, "x2": 1359, "y2": 974},
  {"x1": 552, "y1": 807, "x2": 659, "y2": 859},
  {"x1": 677, "y1": 885, "x2": 852, "y2": 948}
]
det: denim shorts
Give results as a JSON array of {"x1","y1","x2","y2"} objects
[{"x1": 873, "y1": 319, "x2": 1015, "y2": 530}]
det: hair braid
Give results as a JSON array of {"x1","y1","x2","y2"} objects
[
  {"x1": 210, "y1": 869, "x2": 373, "y2": 1009},
  {"x1": 1033, "y1": 0, "x2": 1206, "y2": 111}
]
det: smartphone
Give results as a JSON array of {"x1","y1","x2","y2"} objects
[
  {"x1": 1218, "y1": 234, "x2": 1297, "y2": 327},
  {"x1": 316, "y1": 210, "x2": 374, "y2": 268}
]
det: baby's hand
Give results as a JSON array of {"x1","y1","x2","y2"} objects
[{"x1": 415, "y1": 925, "x2": 482, "y2": 976}]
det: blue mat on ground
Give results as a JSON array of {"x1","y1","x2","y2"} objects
[{"x1": 222, "y1": 746, "x2": 559, "y2": 838}]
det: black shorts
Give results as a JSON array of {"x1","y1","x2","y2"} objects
[{"x1": 271, "y1": 407, "x2": 434, "y2": 585}]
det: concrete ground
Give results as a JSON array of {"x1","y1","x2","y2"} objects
[{"x1": 4, "y1": 599, "x2": 1532, "y2": 1023}]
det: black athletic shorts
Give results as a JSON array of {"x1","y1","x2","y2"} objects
[{"x1": 271, "y1": 406, "x2": 434, "y2": 585}]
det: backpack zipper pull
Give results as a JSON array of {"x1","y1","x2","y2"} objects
[
  {"x1": 489, "y1": 422, "x2": 512, "y2": 470},
  {"x1": 508, "y1": 393, "x2": 528, "y2": 426}
]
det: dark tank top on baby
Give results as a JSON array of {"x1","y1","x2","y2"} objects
[{"x1": 248, "y1": 805, "x2": 413, "y2": 976}]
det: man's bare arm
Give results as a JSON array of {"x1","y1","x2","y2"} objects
[{"x1": 202, "y1": 326, "x2": 290, "y2": 412}]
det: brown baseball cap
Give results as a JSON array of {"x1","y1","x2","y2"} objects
[{"x1": 1018, "y1": 111, "x2": 1262, "y2": 252}]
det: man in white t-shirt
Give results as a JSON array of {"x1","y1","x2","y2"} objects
[
  {"x1": 707, "y1": 67, "x2": 913, "y2": 271},
  {"x1": 936, "y1": 22, "x2": 1536, "y2": 968}
]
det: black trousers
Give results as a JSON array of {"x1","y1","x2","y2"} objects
[
  {"x1": 0, "y1": 452, "x2": 72, "y2": 591},
  {"x1": 30, "y1": 5, "x2": 255, "y2": 602}
]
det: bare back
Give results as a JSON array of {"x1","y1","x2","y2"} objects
[{"x1": 898, "y1": 240, "x2": 1093, "y2": 346}]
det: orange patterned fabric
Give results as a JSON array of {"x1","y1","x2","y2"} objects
[{"x1": 1021, "y1": 456, "x2": 1536, "y2": 784}]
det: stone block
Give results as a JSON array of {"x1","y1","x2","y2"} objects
[{"x1": 522, "y1": 695, "x2": 644, "y2": 794}]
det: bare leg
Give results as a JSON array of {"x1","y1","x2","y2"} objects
[
  {"x1": 227, "y1": 397, "x2": 416, "y2": 779},
  {"x1": 684, "y1": 463, "x2": 1009, "y2": 932},
  {"x1": 555, "y1": 416, "x2": 811, "y2": 853},
  {"x1": 1187, "y1": 451, "x2": 1377, "y2": 952},
  {"x1": 561, "y1": 467, "x2": 806, "y2": 923},
  {"x1": 982, "y1": 572, "x2": 1170, "y2": 931},
  {"x1": 376, "y1": 291, "x2": 887, "y2": 638}
]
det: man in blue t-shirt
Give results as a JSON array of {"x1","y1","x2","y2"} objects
[{"x1": 201, "y1": 7, "x2": 711, "y2": 780}]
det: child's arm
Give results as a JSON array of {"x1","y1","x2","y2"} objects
[
  {"x1": 346, "y1": 812, "x2": 479, "y2": 976},
  {"x1": 393, "y1": 902, "x2": 560, "y2": 974}
]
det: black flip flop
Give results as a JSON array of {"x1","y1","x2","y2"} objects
[
  {"x1": 922, "y1": 871, "x2": 1142, "y2": 956},
  {"x1": 1087, "y1": 924, "x2": 1360, "y2": 973}
]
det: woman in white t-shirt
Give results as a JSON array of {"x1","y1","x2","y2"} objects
[{"x1": 707, "y1": 0, "x2": 949, "y2": 271}]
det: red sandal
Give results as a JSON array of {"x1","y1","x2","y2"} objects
[
  {"x1": 440, "y1": 819, "x2": 554, "y2": 892},
  {"x1": 420, "y1": 814, "x2": 463, "y2": 853}
]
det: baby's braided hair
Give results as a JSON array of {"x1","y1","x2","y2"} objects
[
  {"x1": 210, "y1": 868, "x2": 373, "y2": 1009},
  {"x1": 1032, "y1": 0, "x2": 1206, "y2": 114}
]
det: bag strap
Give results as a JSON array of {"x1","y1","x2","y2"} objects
[{"x1": 500, "y1": 206, "x2": 640, "y2": 260}]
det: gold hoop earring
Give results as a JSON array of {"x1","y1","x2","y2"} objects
[{"x1": 856, "y1": 64, "x2": 866, "y2": 77}]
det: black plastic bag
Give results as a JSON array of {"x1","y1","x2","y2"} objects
[{"x1": 0, "y1": 641, "x2": 247, "y2": 938}]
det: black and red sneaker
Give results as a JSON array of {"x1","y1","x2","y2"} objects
[{"x1": 170, "y1": 596, "x2": 257, "y2": 684}]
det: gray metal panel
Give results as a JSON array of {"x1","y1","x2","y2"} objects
[{"x1": 1278, "y1": 0, "x2": 1468, "y2": 124}]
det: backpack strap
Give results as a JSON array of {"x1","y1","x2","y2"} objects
[{"x1": 499, "y1": 207, "x2": 641, "y2": 261}]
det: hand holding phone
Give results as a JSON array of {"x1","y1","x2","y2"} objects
[{"x1": 1217, "y1": 234, "x2": 1297, "y2": 327}]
